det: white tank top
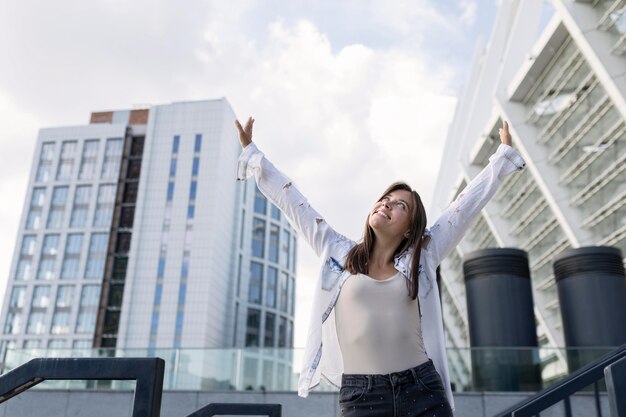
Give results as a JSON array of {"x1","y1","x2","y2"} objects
[{"x1": 335, "y1": 272, "x2": 429, "y2": 374}]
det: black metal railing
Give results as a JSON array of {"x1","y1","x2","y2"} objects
[
  {"x1": 0, "y1": 356, "x2": 283, "y2": 417},
  {"x1": 186, "y1": 403, "x2": 282, "y2": 417},
  {"x1": 0, "y1": 357, "x2": 164, "y2": 417},
  {"x1": 495, "y1": 343, "x2": 626, "y2": 417},
  {"x1": 605, "y1": 355, "x2": 626, "y2": 417}
]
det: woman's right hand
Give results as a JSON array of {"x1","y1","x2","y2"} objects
[{"x1": 235, "y1": 116, "x2": 254, "y2": 148}]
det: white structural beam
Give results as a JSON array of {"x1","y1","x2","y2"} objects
[
  {"x1": 494, "y1": 100, "x2": 594, "y2": 247},
  {"x1": 552, "y1": 0, "x2": 626, "y2": 121}
]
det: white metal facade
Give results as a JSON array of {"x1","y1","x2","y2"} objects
[{"x1": 432, "y1": 0, "x2": 626, "y2": 387}]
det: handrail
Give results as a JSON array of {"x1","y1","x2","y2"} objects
[
  {"x1": 186, "y1": 403, "x2": 282, "y2": 417},
  {"x1": 0, "y1": 357, "x2": 164, "y2": 417},
  {"x1": 495, "y1": 343, "x2": 626, "y2": 417},
  {"x1": 605, "y1": 356, "x2": 626, "y2": 417}
]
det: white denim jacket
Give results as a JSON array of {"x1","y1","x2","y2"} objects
[{"x1": 237, "y1": 142, "x2": 525, "y2": 410}]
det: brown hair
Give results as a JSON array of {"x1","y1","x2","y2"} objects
[{"x1": 344, "y1": 182, "x2": 427, "y2": 299}]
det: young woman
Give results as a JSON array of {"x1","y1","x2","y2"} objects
[{"x1": 235, "y1": 117, "x2": 525, "y2": 417}]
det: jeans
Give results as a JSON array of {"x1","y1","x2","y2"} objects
[{"x1": 339, "y1": 360, "x2": 453, "y2": 417}]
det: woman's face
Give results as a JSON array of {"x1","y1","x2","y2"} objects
[{"x1": 368, "y1": 189, "x2": 413, "y2": 239}]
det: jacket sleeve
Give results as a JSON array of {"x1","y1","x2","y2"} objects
[
  {"x1": 426, "y1": 143, "x2": 526, "y2": 265},
  {"x1": 237, "y1": 142, "x2": 341, "y2": 258}
]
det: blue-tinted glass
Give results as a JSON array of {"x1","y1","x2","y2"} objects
[
  {"x1": 270, "y1": 204, "x2": 280, "y2": 221},
  {"x1": 189, "y1": 181, "x2": 197, "y2": 200},
  {"x1": 175, "y1": 311, "x2": 184, "y2": 331},
  {"x1": 154, "y1": 283, "x2": 162, "y2": 305},
  {"x1": 169, "y1": 158, "x2": 177, "y2": 177},
  {"x1": 151, "y1": 312, "x2": 159, "y2": 333},
  {"x1": 248, "y1": 262, "x2": 263, "y2": 304},
  {"x1": 265, "y1": 267, "x2": 277, "y2": 308},
  {"x1": 166, "y1": 182, "x2": 175, "y2": 201},
  {"x1": 178, "y1": 284, "x2": 187, "y2": 305},
  {"x1": 192, "y1": 158, "x2": 200, "y2": 178},
  {"x1": 187, "y1": 205, "x2": 195, "y2": 219},
  {"x1": 157, "y1": 257, "x2": 166, "y2": 278},
  {"x1": 172, "y1": 136, "x2": 180, "y2": 153},
  {"x1": 252, "y1": 218, "x2": 265, "y2": 257},
  {"x1": 181, "y1": 256, "x2": 189, "y2": 278},
  {"x1": 254, "y1": 185, "x2": 266, "y2": 214},
  {"x1": 194, "y1": 134, "x2": 202, "y2": 153}
]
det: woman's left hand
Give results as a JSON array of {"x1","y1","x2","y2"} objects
[{"x1": 499, "y1": 121, "x2": 512, "y2": 146}]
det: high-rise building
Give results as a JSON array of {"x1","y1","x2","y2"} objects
[
  {"x1": 0, "y1": 99, "x2": 297, "y2": 366},
  {"x1": 432, "y1": 0, "x2": 626, "y2": 387}
]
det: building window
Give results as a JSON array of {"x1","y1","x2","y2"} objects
[
  {"x1": 281, "y1": 230, "x2": 290, "y2": 269},
  {"x1": 109, "y1": 284, "x2": 124, "y2": 307},
  {"x1": 56, "y1": 141, "x2": 77, "y2": 181},
  {"x1": 26, "y1": 311, "x2": 46, "y2": 335},
  {"x1": 126, "y1": 159, "x2": 142, "y2": 179},
  {"x1": 55, "y1": 285, "x2": 74, "y2": 308},
  {"x1": 46, "y1": 186, "x2": 69, "y2": 229},
  {"x1": 270, "y1": 204, "x2": 281, "y2": 221},
  {"x1": 47, "y1": 339, "x2": 66, "y2": 349},
  {"x1": 32, "y1": 286, "x2": 50, "y2": 308},
  {"x1": 265, "y1": 267, "x2": 277, "y2": 308},
  {"x1": 4, "y1": 312, "x2": 21, "y2": 335},
  {"x1": 119, "y1": 206, "x2": 135, "y2": 228},
  {"x1": 172, "y1": 135, "x2": 180, "y2": 153},
  {"x1": 70, "y1": 185, "x2": 91, "y2": 228},
  {"x1": 245, "y1": 308, "x2": 261, "y2": 347},
  {"x1": 26, "y1": 188, "x2": 46, "y2": 230},
  {"x1": 194, "y1": 134, "x2": 202, "y2": 153},
  {"x1": 72, "y1": 340, "x2": 92, "y2": 349},
  {"x1": 289, "y1": 277, "x2": 295, "y2": 316},
  {"x1": 254, "y1": 185, "x2": 267, "y2": 215},
  {"x1": 280, "y1": 272, "x2": 288, "y2": 312},
  {"x1": 15, "y1": 235, "x2": 36, "y2": 280},
  {"x1": 9, "y1": 287, "x2": 26, "y2": 308},
  {"x1": 51, "y1": 311, "x2": 71, "y2": 335},
  {"x1": 269, "y1": 224, "x2": 279, "y2": 263},
  {"x1": 169, "y1": 158, "x2": 177, "y2": 177},
  {"x1": 264, "y1": 312, "x2": 276, "y2": 347},
  {"x1": 278, "y1": 317, "x2": 287, "y2": 348},
  {"x1": 23, "y1": 340, "x2": 41, "y2": 349},
  {"x1": 76, "y1": 285, "x2": 99, "y2": 334},
  {"x1": 252, "y1": 218, "x2": 265, "y2": 258},
  {"x1": 130, "y1": 136, "x2": 144, "y2": 156},
  {"x1": 112, "y1": 256, "x2": 128, "y2": 280},
  {"x1": 115, "y1": 232, "x2": 131, "y2": 253},
  {"x1": 101, "y1": 138, "x2": 123, "y2": 179},
  {"x1": 78, "y1": 139, "x2": 99, "y2": 180},
  {"x1": 192, "y1": 157, "x2": 200, "y2": 176},
  {"x1": 248, "y1": 262, "x2": 263, "y2": 304},
  {"x1": 166, "y1": 182, "x2": 175, "y2": 201},
  {"x1": 85, "y1": 233, "x2": 108, "y2": 279},
  {"x1": 93, "y1": 184, "x2": 116, "y2": 227},
  {"x1": 37, "y1": 234, "x2": 60, "y2": 280},
  {"x1": 123, "y1": 182, "x2": 138, "y2": 203},
  {"x1": 61, "y1": 233, "x2": 83, "y2": 280},
  {"x1": 35, "y1": 142, "x2": 55, "y2": 182}
]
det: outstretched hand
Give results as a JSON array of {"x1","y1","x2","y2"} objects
[
  {"x1": 235, "y1": 117, "x2": 254, "y2": 148},
  {"x1": 499, "y1": 121, "x2": 512, "y2": 146}
]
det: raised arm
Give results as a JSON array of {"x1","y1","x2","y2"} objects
[
  {"x1": 235, "y1": 117, "x2": 343, "y2": 258},
  {"x1": 426, "y1": 121, "x2": 525, "y2": 265}
]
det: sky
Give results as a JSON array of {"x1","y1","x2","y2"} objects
[{"x1": 0, "y1": 0, "x2": 499, "y2": 349}]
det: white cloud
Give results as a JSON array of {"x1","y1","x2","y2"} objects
[{"x1": 0, "y1": 0, "x2": 460, "y2": 350}]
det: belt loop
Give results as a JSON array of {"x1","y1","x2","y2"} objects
[
  {"x1": 409, "y1": 366, "x2": 418, "y2": 384},
  {"x1": 367, "y1": 375, "x2": 372, "y2": 391}
]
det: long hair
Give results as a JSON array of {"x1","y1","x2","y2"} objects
[{"x1": 344, "y1": 182, "x2": 427, "y2": 299}]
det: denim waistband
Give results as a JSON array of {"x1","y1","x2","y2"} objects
[{"x1": 341, "y1": 359, "x2": 435, "y2": 389}]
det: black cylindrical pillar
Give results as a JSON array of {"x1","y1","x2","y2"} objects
[
  {"x1": 464, "y1": 248, "x2": 541, "y2": 391},
  {"x1": 554, "y1": 246, "x2": 626, "y2": 371}
]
